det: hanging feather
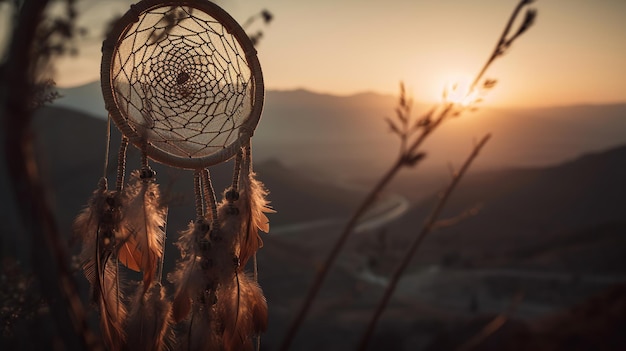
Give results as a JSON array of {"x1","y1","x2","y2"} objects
[
  {"x1": 170, "y1": 219, "x2": 226, "y2": 349},
  {"x1": 75, "y1": 180, "x2": 111, "y2": 288},
  {"x1": 171, "y1": 160, "x2": 269, "y2": 350},
  {"x1": 74, "y1": 178, "x2": 127, "y2": 349},
  {"x1": 119, "y1": 169, "x2": 167, "y2": 292},
  {"x1": 238, "y1": 167, "x2": 274, "y2": 268},
  {"x1": 183, "y1": 305, "x2": 222, "y2": 351},
  {"x1": 219, "y1": 273, "x2": 268, "y2": 351},
  {"x1": 212, "y1": 186, "x2": 269, "y2": 351},
  {"x1": 169, "y1": 219, "x2": 211, "y2": 323},
  {"x1": 171, "y1": 187, "x2": 246, "y2": 349},
  {"x1": 171, "y1": 169, "x2": 219, "y2": 325},
  {"x1": 92, "y1": 260, "x2": 127, "y2": 350},
  {"x1": 124, "y1": 282, "x2": 173, "y2": 351},
  {"x1": 215, "y1": 189, "x2": 242, "y2": 279}
]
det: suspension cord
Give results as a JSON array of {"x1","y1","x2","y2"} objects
[{"x1": 116, "y1": 137, "x2": 129, "y2": 192}]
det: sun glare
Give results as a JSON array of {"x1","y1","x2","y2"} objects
[{"x1": 442, "y1": 78, "x2": 478, "y2": 107}]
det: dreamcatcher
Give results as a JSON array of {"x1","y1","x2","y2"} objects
[{"x1": 73, "y1": 0, "x2": 272, "y2": 349}]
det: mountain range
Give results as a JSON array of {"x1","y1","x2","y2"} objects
[{"x1": 56, "y1": 82, "x2": 626, "y2": 193}]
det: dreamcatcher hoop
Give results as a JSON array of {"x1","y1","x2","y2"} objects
[{"x1": 101, "y1": 0, "x2": 264, "y2": 169}]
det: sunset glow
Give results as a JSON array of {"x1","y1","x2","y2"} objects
[
  {"x1": 442, "y1": 78, "x2": 479, "y2": 107},
  {"x1": 39, "y1": 0, "x2": 626, "y2": 108}
]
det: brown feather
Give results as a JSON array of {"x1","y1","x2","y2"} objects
[
  {"x1": 120, "y1": 170, "x2": 167, "y2": 291},
  {"x1": 184, "y1": 307, "x2": 222, "y2": 351},
  {"x1": 170, "y1": 174, "x2": 271, "y2": 349},
  {"x1": 169, "y1": 220, "x2": 210, "y2": 323},
  {"x1": 116, "y1": 235, "x2": 142, "y2": 272},
  {"x1": 98, "y1": 261, "x2": 127, "y2": 350},
  {"x1": 239, "y1": 170, "x2": 274, "y2": 267},
  {"x1": 220, "y1": 273, "x2": 268, "y2": 351},
  {"x1": 213, "y1": 188, "x2": 269, "y2": 350},
  {"x1": 124, "y1": 283, "x2": 172, "y2": 351},
  {"x1": 74, "y1": 183, "x2": 113, "y2": 284},
  {"x1": 73, "y1": 181, "x2": 128, "y2": 349}
]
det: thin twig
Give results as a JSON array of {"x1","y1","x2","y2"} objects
[
  {"x1": 469, "y1": 0, "x2": 534, "y2": 92},
  {"x1": 356, "y1": 134, "x2": 491, "y2": 350}
]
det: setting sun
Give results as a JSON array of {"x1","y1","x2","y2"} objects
[{"x1": 442, "y1": 78, "x2": 479, "y2": 107}]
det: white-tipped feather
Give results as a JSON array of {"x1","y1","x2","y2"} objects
[
  {"x1": 120, "y1": 170, "x2": 167, "y2": 291},
  {"x1": 125, "y1": 283, "x2": 172, "y2": 351}
]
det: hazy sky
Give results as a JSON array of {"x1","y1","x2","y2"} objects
[{"x1": 39, "y1": 0, "x2": 626, "y2": 107}]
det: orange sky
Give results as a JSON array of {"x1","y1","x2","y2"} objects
[{"x1": 12, "y1": 0, "x2": 626, "y2": 108}]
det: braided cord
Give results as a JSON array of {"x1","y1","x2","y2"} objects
[
  {"x1": 193, "y1": 170, "x2": 204, "y2": 221},
  {"x1": 202, "y1": 168, "x2": 219, "y2": 226},
  {"x1": 116, "y1": 137, "x2": 129, "y2": 192},
  {"x1": 232, "y1": 148, "x2": 243, "y2": 191}
]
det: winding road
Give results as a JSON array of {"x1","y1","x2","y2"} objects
[{"x1": 271, "y1": 191, "x2": 410, "y2": 235}]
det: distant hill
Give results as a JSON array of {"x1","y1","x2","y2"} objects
[
  {"x1": 376, "y1": 144, "x2": 626, "y2": 273},
  {"x1": 29, "y1": 105, "x2": 365, "y2": 239},
  {"x1": 56, "y1": 82, "x2": 626, "y2": 185}
]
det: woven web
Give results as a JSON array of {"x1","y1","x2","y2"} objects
[{"x1": 111, "y1": 5, "x2": 253, "y2": 160}]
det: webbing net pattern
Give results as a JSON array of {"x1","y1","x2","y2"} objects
[{"x1": 111, "y1": 5, "x2": 253, "y2": 161}]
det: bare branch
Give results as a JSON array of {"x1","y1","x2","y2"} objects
[
  {"x1": 469, "y1": 0, "x2": 537, "y2": 93},
  {"x1": 356, "y1": 134, "x2": 491, "y2": 350}
]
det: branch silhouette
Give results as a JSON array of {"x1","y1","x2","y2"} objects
[
  {"x1": 279, "y1": 1, "x2": 537, "y2": 349},
  {"x1": 356, "y1": 133, "x2": 491, "y2": 350}
]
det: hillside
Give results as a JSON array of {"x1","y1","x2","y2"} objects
[
  {"x1": 369, "y1": 144, "x2": 626, "y2": 274},
  {"x1": 36, "y1": 102, "x2": 626, "y2": 285},
  {"x1": 2, "y1": 103, "x2": 624, "y2": 350}
]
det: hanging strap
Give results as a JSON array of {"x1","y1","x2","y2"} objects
[{"x1": 193, "y1": 170, "x2": 204, "y2": 221}]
